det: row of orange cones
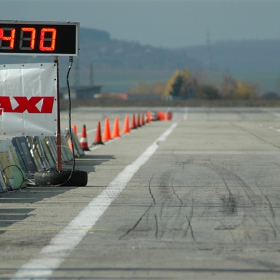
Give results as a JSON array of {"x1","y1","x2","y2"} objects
[{"x1": 76, "y1": 111, "x2": 171, "y2": 151}]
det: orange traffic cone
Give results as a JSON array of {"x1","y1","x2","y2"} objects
[
  {"x1": 72, "y1": 124, "x2": 77, "y2": 135},
  {"x1": 80, "y1": 124, "x2": 90, "y2": 151},
  {"x1": 102, "y1": 118, "x2": 112, "y2": 141},
  {"x1": 93, "y1": 121, "x2": 104, "y2": 145},
  {"x1": 146, "y1": 111, "x2": 152, "y2": 123},
  {"x1": 135, "y1": 113, "x2": 139, "y2": 128},
  {"x1": 112, "y1": 118, "x2": 121, "y2": 138},
  {"x1": 167, "y1": 111, "x2": 173, "y2": 120},
  {"x1": 142, "y1": 113, "x2": 145, "y2": 125},
  {"x1": 158, "y1": 111, "x2": 165, "y2": 121},
  {"x1": 137, "y1": 113, "x2": 142, "y2": 127},
  {"x1": 68, "y1": 140, "x2": 73, "y2": 153},
  {"x1": 131, "y1": 114, "x2": 137, "y2": 129},
  {"x1": 68, "y1": 140, "x2": 79, "y2": 158},
  {"x1": 122, "y1": 115, "x2": 130, "y2": 134},
  {"x1": 157, "y1": 112, "x2": 161, "y2": 120}
]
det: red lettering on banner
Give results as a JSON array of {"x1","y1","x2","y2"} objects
[
  {"x1": 0, "y1": 97, "x2": 13, "y2": 115},
  {"x1": 13, "y1": 97, "x2": 42, "y2": 113},
  {"x1": 0, "y1": 96, "x2": 54, "y2": 114},
  {"x1": 41, "y1": 97, "x2": 55, "y2": 113}
]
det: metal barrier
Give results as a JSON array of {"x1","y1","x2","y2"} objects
[{"x1": 0, "y1": 131, "x2": 80, "y2": 192}]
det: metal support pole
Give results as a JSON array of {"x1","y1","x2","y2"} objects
[{"x1": 54, "y1": 56, "x2": 62, "y2": 171}]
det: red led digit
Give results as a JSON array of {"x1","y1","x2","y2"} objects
[
  {"x1": 0, "y1": 27, "x2": 15, "y2": 49},
  {"x1": 39, "y1": 28, "x2": 56, "y2": 51},
  {"x1": 19, "y1": 27, "x2": 36, "y2": 50}
]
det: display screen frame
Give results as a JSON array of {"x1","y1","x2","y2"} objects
[{"x1": 0, "y1": 20, "x2": 79, "y2": 56}]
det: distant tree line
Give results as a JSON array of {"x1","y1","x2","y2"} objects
[{"x1": 128, "y1": 69, "x2": 273, "y2": 100}]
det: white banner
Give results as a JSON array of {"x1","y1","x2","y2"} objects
[{"x1": 0, "y1": 63, "x2": 57, "y2": 136}]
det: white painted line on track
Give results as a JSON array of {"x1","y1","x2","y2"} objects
[{"x1": 12, "y1": 122, "x2": 178, "y2": 280}]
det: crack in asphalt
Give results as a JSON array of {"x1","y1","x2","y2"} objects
[{"x1": 232, "y1": 121, "x2": 280, "y2": 150}]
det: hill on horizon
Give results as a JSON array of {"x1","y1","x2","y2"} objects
[{"x1": 177, "y1": 39, "x2": 280, "y2": 73}]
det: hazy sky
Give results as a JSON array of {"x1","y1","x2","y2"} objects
[{"x1": 1, "y1": 0, "x2": 280, "y2": 48}]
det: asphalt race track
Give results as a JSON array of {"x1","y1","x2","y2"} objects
[{"x1": 1, "y1": 107, "x2": 280, "y2": 279}]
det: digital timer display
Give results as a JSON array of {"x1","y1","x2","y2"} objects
[{"x1": 0, "y1": 21, "x2": 79, "y2": 56}]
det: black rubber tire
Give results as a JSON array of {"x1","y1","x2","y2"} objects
[{"x1": 34, "y1": 169, "x2": 88, "y2": 187}]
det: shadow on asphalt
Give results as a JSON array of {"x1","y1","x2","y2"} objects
[
  {"x1": 0, "y1": 154, "x2": 115, "y2": 234},
  {"x1": 0, "y1": 186, "x2": 72, "y2": 234},
  {"x1": 64, "y1": 154, "x2": 116, "y2": 173}
]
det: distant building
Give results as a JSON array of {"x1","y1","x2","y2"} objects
[{"x1": 60, "y1": 85, "x2": 102, "y2": 99}]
